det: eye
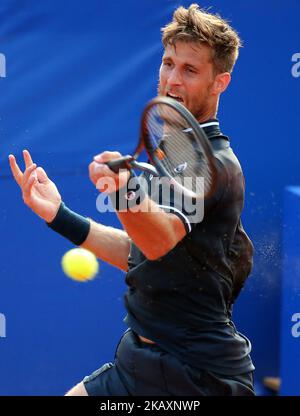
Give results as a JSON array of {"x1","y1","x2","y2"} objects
[{"x1": 186, "y1": 67, "x2": 197, "y2": 74}]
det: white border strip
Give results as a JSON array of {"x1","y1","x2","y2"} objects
[
  {"x1": 183, "y1": 121, "x2": 219, "y2": 133},
  {"x1": 159, "y1": 204, "x2": 192, "y2": 233}
]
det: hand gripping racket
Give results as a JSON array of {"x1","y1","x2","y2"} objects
[{"x1": 106, "y1": 96, "x2": 218, "y2": 199}]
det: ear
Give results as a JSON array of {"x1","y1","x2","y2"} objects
[{"x1": 211, "y1": 72, "x2": 231, "y2": 95}]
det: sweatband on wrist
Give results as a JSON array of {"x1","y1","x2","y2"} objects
[
  {"x1": 46, "y1": 202, "x2": 90, "y2": 245},
  {"x1": 109, "y1": 171, "x2": 147, "y2": 211}
]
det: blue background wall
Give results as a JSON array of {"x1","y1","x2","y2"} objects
[
  {"x1": 280, "y1": 188, "x2": 300, "y2": 395},
  {"x1": 0, "y1": 0, "x2": 300, "y2": 395}
]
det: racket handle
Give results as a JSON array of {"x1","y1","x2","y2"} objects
[{"x1": 106, "y1": 155, "x2": 134, "y2": 173}]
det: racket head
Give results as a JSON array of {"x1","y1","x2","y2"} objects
[{"x1": 140, "y1": 96, "x2": 218, "y2": 199}]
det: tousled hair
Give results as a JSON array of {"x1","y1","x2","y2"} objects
[{"x1": 161, "y1": 4, "x2": 242, "y2": 74}]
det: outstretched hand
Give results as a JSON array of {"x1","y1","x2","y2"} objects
[{"x1": 9, "y1": 149, "x2": 62, "y2": 223}]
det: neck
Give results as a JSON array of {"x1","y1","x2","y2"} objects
[
  {"x1": 196, "y1": 98, "x2": 218, "y2": 123},
  {"x1": 197, "y1": 112, "x2": 217, "y2": 123}
]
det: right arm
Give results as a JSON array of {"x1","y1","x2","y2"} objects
[{"x1": 9, "y1": 150, "x2": 130, "y2": 272}]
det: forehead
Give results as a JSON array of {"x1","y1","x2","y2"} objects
[{"x1": 163, "y1": 41, "x2": 213, "y2": 66}]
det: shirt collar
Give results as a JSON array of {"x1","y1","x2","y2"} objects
[{"x1": 199, "y1": 118, "x2": 222, "y2": 139}]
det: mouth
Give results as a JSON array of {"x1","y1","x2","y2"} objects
[{"x1": 166, "y1": 92, "x2": 184, "y2": 103}]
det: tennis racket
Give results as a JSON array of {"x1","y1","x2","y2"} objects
[{"x1": 106, "y1": 96, "x2": 218, "y2": 199}]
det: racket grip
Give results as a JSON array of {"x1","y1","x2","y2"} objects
[{"x1": 106, "y1": 155, "x2": 134, "y2": 173}]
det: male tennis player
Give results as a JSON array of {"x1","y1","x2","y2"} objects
[{"x1": 9, "y1": 4, "x2": 255, "y2": 395}]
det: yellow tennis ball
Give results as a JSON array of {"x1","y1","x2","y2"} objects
[{"x1": 61, "y1": 248, "x2": 99, "y2": 282}]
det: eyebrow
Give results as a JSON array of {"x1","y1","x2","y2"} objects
[{"x1": 162, "y1": 57, "x2": 198, "y2": 68}]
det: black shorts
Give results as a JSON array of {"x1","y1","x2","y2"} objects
[{"x1": 83, "y1": 329, "x2": 255, "y2": 396}]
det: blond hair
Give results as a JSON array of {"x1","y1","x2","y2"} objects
[{"x1": 161, "y1": 4, "x2": 242, "y2": 74}]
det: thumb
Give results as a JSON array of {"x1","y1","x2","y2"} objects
[{"x1": 36, "y1": 167, "x2": 49, "y2": 183}]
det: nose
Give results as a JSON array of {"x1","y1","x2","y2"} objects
[{"x1": 167, "y1": 68, "x2": 182, "y2": 86}]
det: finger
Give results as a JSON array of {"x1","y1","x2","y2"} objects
[
  {"x1": 23, "y1": 149, "x2": 34, "y2": 168},
  {"x1": 90, "y1": 161, "x2": 115, "y2": 177},
  {"x1": 22, "y1": 163, "x2": 37, "y2": 187},
  {"x1": 8, "y1": 154, "x2": 23, "y2": 186},
  {"x1": 23, "y1": 173, "x2": 37, "y2": 202},
  {"x1": 89, "y1": 162, "x2": 114, "y2": 186},
  {"x1": 35, "y1": 167, "x2": 49, "y2": 184},
  {"x1": 94, "y1": 151, "x2": 122, "y2": 163}
]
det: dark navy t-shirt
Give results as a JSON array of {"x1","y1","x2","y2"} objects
[{"x1": 124, "y1": 120, "x2": 255, "y2": 376}]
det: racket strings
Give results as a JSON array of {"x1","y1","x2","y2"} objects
[
  {"x1": 162, "y1": 130, "x2": 211, "y2": 194},
  {"x1": 146, "y1": 104, "x2": 213, "y2": 194}
]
